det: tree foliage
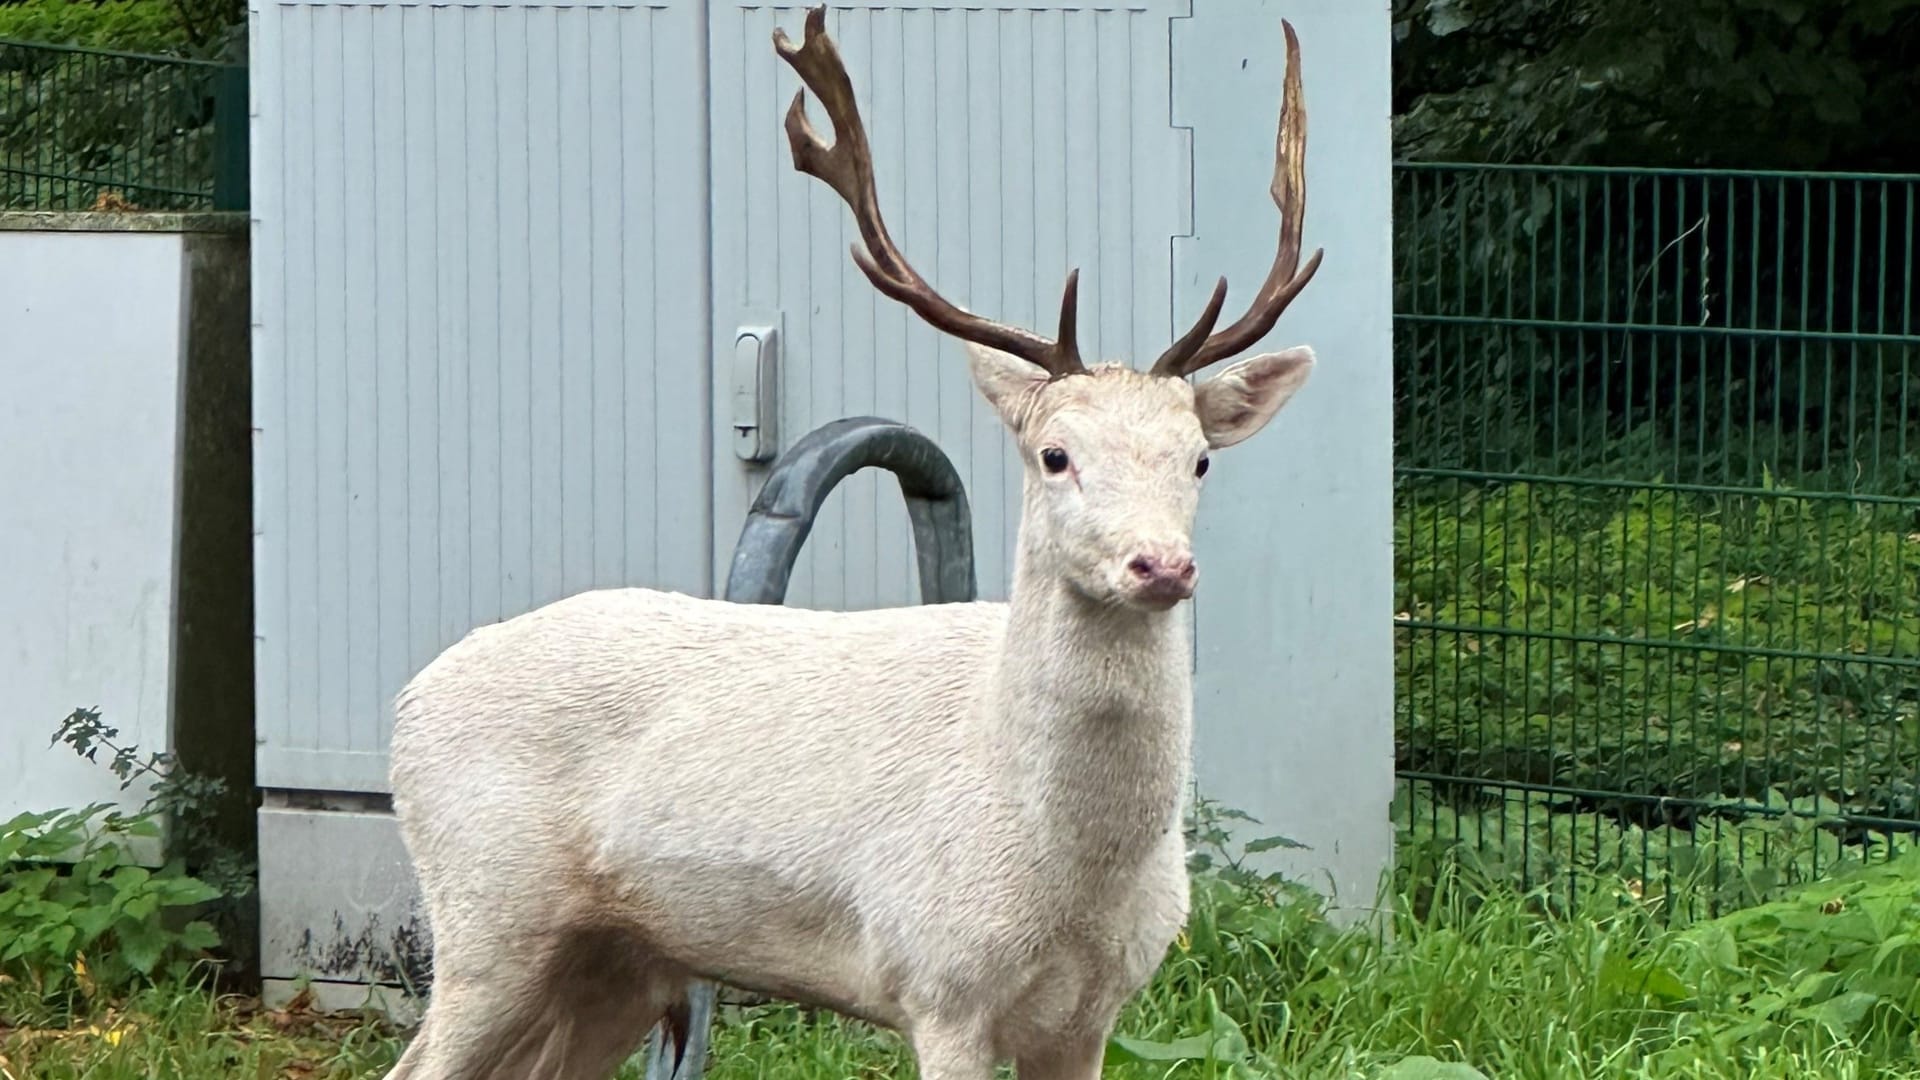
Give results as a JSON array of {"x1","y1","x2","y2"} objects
[
  {"x1": 1392, "y1": 0, "x2": 1920, "y2": 170},
  {"x1": 0, "y1": 0, "x2": 242, "y2": 59}
]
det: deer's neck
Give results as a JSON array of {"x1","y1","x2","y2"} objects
[{"x1": 985, "y1": 546, "x2": 1194, "y2": 867}]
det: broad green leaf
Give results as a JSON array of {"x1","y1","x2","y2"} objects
[
  {"x1": 1, "y1": 809, "x2": 62, "y2": 832},
  {"x1": 1859, "y1": 893, "x2": 1914, "y2": 941},
  {"x1": 1871, "y1": 933, "x2": 1918, "y2": 970},
  {"x1": 116, "y1": 921, "x2": 167, "y2": 975},
  {"x1": 119, "y1": 892, "x2": 159, "y2": 921},
  {"x1": 153, "y1": 875, "x2": 224, "y2": 908},
  {"x1": 1207, "y1": 998, "x2": 1252, "y2": 1064},
  {"x1": 9, "y1": 867, "x2": 57, "y2": 897},
  {"x1": 109, "y1": 864, "x2": 153, "y2": 891},
  {"x1": 178, "y1": 920, "x2": 222, "y2": 950},
  {"x1": 1376, "y1": 1056, "x2": 1492, "y2": 1080},
  {"x1": 1787, "y1": 971, "x2": 1839, "y2": 1003},
  {"x1": 1797, "y1": 990, "x2": 1882, "y2": 1035},
  {"x1": 1107, "y1": 1033, "x2": 1214, "y2": 1063},
  {"x1": 1600, "y1": 948, "x2": 1691, "y2": 1003},
  {"x1": 1844, "y1": 972, "x2": 1916, "y2": 1002},
  {"x1": 44, "y1": 923, "x2": 76, "y2": 958}
]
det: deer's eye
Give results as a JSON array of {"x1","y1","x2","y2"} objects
[
  {"x1": 1040, "y1": 448, "x2": 1070, "y2": 474},
  {"x1": 1195, "y1": 455, "x2": 1210, "y2": 478}
]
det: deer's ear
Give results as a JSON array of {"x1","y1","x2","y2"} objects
[
  {"x1": 966, "y1": 343, "x2": 1051, "y2": 428},
  {"x1": 1192, "y1": 347, "x2": 1314, "y2": 449}
]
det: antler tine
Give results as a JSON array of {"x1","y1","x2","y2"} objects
[
  {"x1": 774, "y1": 6, "x2": 1086, "y2": 377},
  {"x1": 1150, "y1": 19, "x2": 1325, "y2": 380},
  {"x1": 1158, "y1": 275, "x2": 1229, "y2": 371}
]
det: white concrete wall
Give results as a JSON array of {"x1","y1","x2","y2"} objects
[{"x1": 0, "y1": 227, "x2": 186, "y2": 847}]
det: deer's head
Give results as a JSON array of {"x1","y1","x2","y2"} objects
[{"x1": 775, "y1": 7, "x2": 1322, "y2": 612}]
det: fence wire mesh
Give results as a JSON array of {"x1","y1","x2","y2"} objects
[
  {"x1": 1394, "y1": 163, "x2": 1920, "y2": 913},
  {"x1": 0, "y1": 38, "x2": 247, "y2": 211}
]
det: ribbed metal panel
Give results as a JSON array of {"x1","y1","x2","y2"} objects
[{"x1": 250, "y1": 0, "x2": 711, "y2": 792}]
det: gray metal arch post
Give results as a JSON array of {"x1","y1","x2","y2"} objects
[{"x1": 642, "y1": 415, "x2": 977, "y2": 1079}]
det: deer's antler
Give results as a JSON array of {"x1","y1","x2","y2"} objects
[
  {"x1": 1149, "y1": 20, "x2": 1324, "y2": 380},
  {"x1": 774, "y1": 6, "x2": 1086, "y2": 378}
]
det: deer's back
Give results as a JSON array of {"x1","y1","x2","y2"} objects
[{"x1": 390, "y1": 583, "x2": 1006, "y2": 784}]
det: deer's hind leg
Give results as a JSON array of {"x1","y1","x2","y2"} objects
[
  {"x1": 1014, "y1": 1032, "x2": 1109, "y2": 1080},
  {"x1": 384, "y1": 928, "x2": 686, "y2": 1080},
  {"x1": 532, "y1": 934, "x2": 693, "y2": 1080}
]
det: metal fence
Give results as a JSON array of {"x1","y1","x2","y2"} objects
[
  {"x1": 0, "y1": 39, "x2": 247, "y2": 211},
  {"x1": 1393, "y1": 163, "x2": 1920, "y2": 912}
]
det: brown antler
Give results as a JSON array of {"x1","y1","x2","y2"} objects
[
  {"x1": 1150, "y1": 19, "x2": 1324, "y2": 380},
  {"x1": 774, "y1": 6, "x2": 1086, "y2": 378}
]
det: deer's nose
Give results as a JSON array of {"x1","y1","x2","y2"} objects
[{"x1": 1127, "y1": 552, "x2": 1197, "y2": 602}]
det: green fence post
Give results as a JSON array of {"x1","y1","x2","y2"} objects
[{"x1": 212, "y1": 63, "x2": 249, "y2": 212}]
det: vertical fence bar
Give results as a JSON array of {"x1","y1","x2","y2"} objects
[{"x1": 213, "y1": 63, "x2": 252, "y2": 211}]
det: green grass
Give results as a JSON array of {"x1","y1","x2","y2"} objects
[
  {"x1": 9, "y1": 842, "x2": 1920, "y2": 1080},
  {"x1": 0, "y1": 973, "x2": 405, "y2": 1078},
  {"x1": 1398, "y1": 478, "x2": 1920, "y2": 868}
]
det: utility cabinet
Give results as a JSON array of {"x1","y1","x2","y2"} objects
[{"x1": 248, "y1": 0, "x2": 1393, "y2": 1005}]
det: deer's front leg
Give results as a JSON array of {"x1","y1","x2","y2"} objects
[{"x1": 910, "y1": 1020, "x2": 997, "y2": 1080}]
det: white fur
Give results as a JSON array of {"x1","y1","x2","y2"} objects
[{"x1": 381, "y1": 343, "x2": 1313, "y2": 1080}]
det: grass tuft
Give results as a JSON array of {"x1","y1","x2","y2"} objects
[{"x1": 12, "y1": 843, "x2": 1918, "y2": 1079}]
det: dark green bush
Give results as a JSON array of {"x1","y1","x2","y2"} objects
[
  {"x1": 0, "y1": 0, "x2": 187, "y2": 52},
  {"x1": 0, "y1": 803, "x2": 222, "y2": 1017}
]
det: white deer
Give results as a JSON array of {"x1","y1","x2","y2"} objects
[{"x1": 381, "y1": 7, "x2": 1323, "y2": 1079}]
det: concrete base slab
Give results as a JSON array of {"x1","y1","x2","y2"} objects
[
  {"x1": 262, "y1": 977, "x2": 423, "y2": 1027},
  {"x1": 258, "y1": 796, "x2": 432, "y2": 992}
]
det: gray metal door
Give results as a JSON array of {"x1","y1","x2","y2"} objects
[
  {"x1": 249, "y1": 0, "x2": 714, "y2": 793},
  {"x1": 706, "y1": 0, "x2": 1191, "y2": 611}
]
